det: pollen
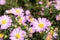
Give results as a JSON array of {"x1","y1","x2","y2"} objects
[
  {"x1": 38, "y1": 23, "x2": 44, "y2": 28},
  {"x1": 15, "y1": 33, "x2": 20, "y2": 39},
  {"x1": 16, "y1": 9, "x2": 20, "y2": 13},
  {"x1": 1, "y1": 20, "x2": 7, "y2": 25}
]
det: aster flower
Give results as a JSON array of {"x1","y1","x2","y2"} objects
[
  {"x1": 56, "y1": 14, "x2": 60, "y2": 21},
  {"x1": 25, "y1": 10, "x2": 31, "y2": 16},
  {"x1": 54, "y1": 0, "x2": 60, "y2": 10},
  {"x1": 6, "y1": 8, "x2": 24, "y2": 16},
  {"x1": 10, "y1": 27, "x2": 26, "y2": 40},
  {"x1": 53, "y1": 27, "x2": 58, "y2": 39},
  {"x1": 0, "y1": 15, "x2": 12, "y2": 29},
  {"x1": 53, "y1": 32, "x2": 58, "y2": 39},
  {"x1": 32, "y1": 18, "x2": 51, "y2": 32},
  {"x1": 11, "y1": 8, "x2": 24, "y2": 16},
  {"x1": 0, "y1": 0, "x2": 6, "y2": 5},
  {"x1": 54, "y1": 4, "x2": 60, "y2": 10},
  {"x1": 55, "y1": 0, "x2": 60, "y2": 5}
]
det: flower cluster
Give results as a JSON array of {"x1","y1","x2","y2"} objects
[{"x1": 0, "y1": 0, "x2": 59, "y2": 40}]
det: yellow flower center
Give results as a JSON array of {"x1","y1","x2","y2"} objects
[
  {"x1": 1, "y1": 20, "x2": 7, "y2": 25},
  {"x1": 15, "y1": 33, "x2": 20, "y2": 39},
  {"x1": 38, "y1": 23, "x2": 44, "y2": 28},
  {"x1": 0, "y1": 33, "x2": 4, "y2": 38},
  {"x1": 16, "y1": 9, "x2": 20, "y2": 13}
]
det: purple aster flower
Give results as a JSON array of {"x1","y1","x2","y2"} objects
[
  {"x1": 54, "y1": 0, "x2": 60, "y2": 10},
  {"x1": 0, "y1": 15, "x2": 12, "y2": 29},
  {"x1": 10, "y1": 27, "x2": 26, "y2": 40},
  {"x1": 25, "y1": 10, "x2": 31, "y2": 16},
  {"x1": 54, "y1": 4, "x2": 60, "y2": 10},
  {"x1": 55, "y1": 0, "x2": 60, "y2": 5},
  {"x1": 56, "y1": 14, "x2": 60, "y2": 21},
  {"x1": 6, "y1": 7, "x2": 24, "y2": 16},
  {"x1": 11, "y1": 8, "x2": 24, "y2": 16},
  {"x1": 0, "y1": 0, "x2": 6, "y2": 5},
  {"x1": 53, "y1": 27, "x2": 58, "y2": 39},
  {"x1": 53, "y1": 32, "x2": 58, "y2": 39},
  {"x1": 32, "y1": 18, "x2": 51, "y2": 32}
]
